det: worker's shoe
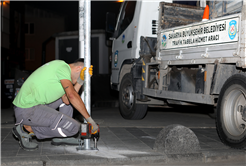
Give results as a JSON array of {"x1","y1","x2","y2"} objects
[
  {"x1": 51, "y1": 137, "x2": 83, "y2": 146},
  {"x1": 12, "y1": 124, "x2": 38, "y2": 151}
]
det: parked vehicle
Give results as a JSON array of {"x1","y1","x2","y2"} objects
[{"x1": 107, "y1": 0, "x2": 246, "y2": 149}]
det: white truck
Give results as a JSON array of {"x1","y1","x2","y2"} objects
[{"x1": 107, "y1": 0, "x2": 246, "y2": 149}]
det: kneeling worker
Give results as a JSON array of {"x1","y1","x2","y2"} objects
[{"x1": 12, "y1": 58, "x2": 98, "y2": 151}]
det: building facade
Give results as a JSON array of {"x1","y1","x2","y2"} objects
[{"x1": 24, "y1": 4, "x2": 66, "y2": 71}]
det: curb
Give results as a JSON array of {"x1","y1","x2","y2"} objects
[
  {"x1": 2, "y1": 151, "x2": 245, "y2": 166},
  {"x1": 202, "y1": 150, "x2": 246, "y2": 163}
]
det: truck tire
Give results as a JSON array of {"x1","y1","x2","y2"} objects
[
  {"x1": 216, "y1": 74, "x2": 246, "y2": 149},
  {"x1": 119, "y1": 73, "x2": 148, "y2": 120}
]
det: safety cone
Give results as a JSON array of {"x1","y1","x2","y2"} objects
[{"x1": 202, "y1": 5, "x2": 209, "y2": 21}]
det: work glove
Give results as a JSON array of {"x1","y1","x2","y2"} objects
[
  {"x1": 88, "y1": 65, "x2": 93, "y2": 77},
  {"x1": 77, "y1": 65, "x2": 93, "y2": 85},
  {"x1": 86, "y1": 117, "x2": 98, "y2": 134}
]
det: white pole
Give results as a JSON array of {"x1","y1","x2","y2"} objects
[
  {"x1": 79, "y1": 0, "x2": 91, "y2": 150},
  {"x1": 79, "y1": 0, "x2": 84, "y2": 59}
]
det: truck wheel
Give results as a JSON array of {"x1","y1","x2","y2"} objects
[
  {"x1": 216, "y1": 74, "x2": 246, "y2": 149},
  {"x1": 119, "y1": 73, "x2": 148, "y2": 120}
]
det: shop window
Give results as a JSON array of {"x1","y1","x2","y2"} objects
[
  {"x1": 25, "y1": 23, "x2": 34, "y2": 34},
  {"x1": 25, "y1": 48, "x2": 35, "y2": 61}
]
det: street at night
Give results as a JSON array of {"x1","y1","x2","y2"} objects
[{"x1": 1, "y1": 1, "x2": 246, "y2": 165}]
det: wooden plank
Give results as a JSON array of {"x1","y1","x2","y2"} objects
[{"x1": 159, "y1": 2, "x2": 204, "y2": 30}]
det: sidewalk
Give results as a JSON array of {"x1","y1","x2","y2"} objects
[{"x1": 1, "y1": 107, "x2": 246, "y2": 166}]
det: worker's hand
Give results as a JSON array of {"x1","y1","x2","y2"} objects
[
  {"x1": 77, "y1": 67, "x2": 87, "y2": 85},
  {"x1": 89, "y1": 65, "x2": 93, "y2": 77},
  {"x1": 62, "y1": 94, "x2": 70, "y2": 105},
  {"x1": 86, "y1": 117, "x2": 98, "y2": 134},
  {"x1": 77, "y1": 66, "x2": 93, "y2": 85}
]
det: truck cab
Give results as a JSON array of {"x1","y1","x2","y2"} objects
[{"x1": 109, "y1": 1, "x2": 172, "y2": 90}]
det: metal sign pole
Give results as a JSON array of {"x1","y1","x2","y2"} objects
[
  {"x1": 79, "y1": 0, "x2": 84, "y2": 59},
  {"x1": 79, "y1": 0, "x2": 91, "y2": 150}
]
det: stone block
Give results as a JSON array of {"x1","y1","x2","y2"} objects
[{"x1": 153, "y1": 124, "x2": 200, "y2": 154}]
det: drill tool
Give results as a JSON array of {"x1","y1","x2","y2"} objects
[{"x1": 76, "y1": 123, "x2": 100, "y2": 151}]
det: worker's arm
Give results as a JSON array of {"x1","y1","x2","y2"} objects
[
  {"x1": 62, "y1": 82, "x2": 82, "y2": 105},
  {"x1": 74, "y1": 82, "x2": 82, "y2": 93},
  {"x1": 65, "y1": 65, "x2": 93, "y2": 104},
  {"x1": 60, "y1": 79, "x2": 98, "y2": 133},
  {"x1": 61, "y1": 79, "x2": 89, "y2": 119},
  {"x1": 62, "y1": 94, "x2": 70, "y2": 105}
]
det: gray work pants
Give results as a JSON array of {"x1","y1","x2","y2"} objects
[{"x1": 14, "y1": 99, "x2": 80, "y2": 140}]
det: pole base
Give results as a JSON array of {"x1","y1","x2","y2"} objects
[{"x1": 76, "y1": 146, "x2": 99, "y2": 151}]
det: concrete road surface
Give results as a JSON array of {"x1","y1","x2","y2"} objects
[{"x1": 1, "y1": 105, "x2": 246, "y2": 166}]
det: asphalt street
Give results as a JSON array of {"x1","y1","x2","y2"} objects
[{"x1": 1, "y1": 104, "x2": 246, "y2": 166}]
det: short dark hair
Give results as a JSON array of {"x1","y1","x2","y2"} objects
[
  {"x1": 74, "y1": 58, "x2": 84, "y2": 63},
  {"x1": 72, "y1": 58, "x2": 84, "y2": 66}
]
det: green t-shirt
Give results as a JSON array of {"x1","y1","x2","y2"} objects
[{"x1": 13, "y1": 60, "x2": 72, "y2": 108}]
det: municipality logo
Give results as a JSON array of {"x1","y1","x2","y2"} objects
[
  {"x1": 114, "y1": 50, "x2": 118, "y2": 67},
  {"x1": 122, "y1": 34, "x2": 125, "y2": 43},
  {"x1": 162, "y1": 35, "x2": 167, "y2": 48},
  {"x1": 228, "y1": 20, "x2": 237, "y2": 40}
]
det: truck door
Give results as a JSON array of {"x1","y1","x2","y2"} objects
[{"x1": 111, "y1": 1, "x2": 137, "y2": 86}]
